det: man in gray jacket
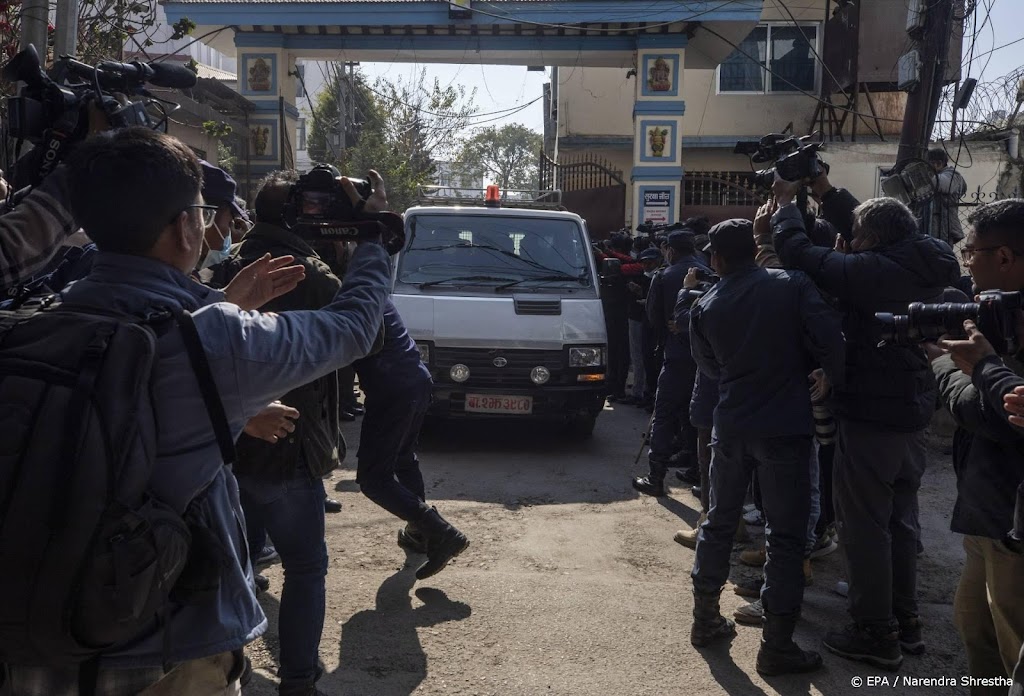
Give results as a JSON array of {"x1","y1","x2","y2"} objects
[
  {"x1": 925, "y1": 148, "x2": 967, "y2": 245},
  {"x1": 1, "y1": 127, "x2": 391, "y2": 696}
]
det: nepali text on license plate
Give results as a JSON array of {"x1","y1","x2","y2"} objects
[{"x1": 464, "y1": 394, "x2": 533, "y2": 415}]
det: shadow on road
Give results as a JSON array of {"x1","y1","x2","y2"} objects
[{"x1": 322, "y1": 554, "x2": 472, "y2": 695}]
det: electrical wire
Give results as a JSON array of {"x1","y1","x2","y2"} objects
[{"x1": 464, "y1": 0, "x2": 750, "y2": 33}]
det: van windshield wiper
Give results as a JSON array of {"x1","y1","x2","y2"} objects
[
  {"x1": 416, "y1": 275, "x2": 518, "y2": 289},
  {"x1": 495, "y1": 273, "x2": 589, "y2": 290}
]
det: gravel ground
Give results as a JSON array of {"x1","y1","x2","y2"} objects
[{"x1": 243, "y1": 402, "x2": 970, "y2": 696}]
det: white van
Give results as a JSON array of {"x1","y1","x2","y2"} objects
[{"x1": 391, "y1": 196, "x2": 609, "y2": 437}]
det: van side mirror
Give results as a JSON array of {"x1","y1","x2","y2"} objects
[{"x1": 601, "y1": 258, "x2": 622, "y2": 276}]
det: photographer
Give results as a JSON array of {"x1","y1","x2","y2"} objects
[
  {"x1": 1, "y1": 128, "x2": 390, "y2": 695},
  {"x1": 923, "y1": 199, "x2": 1024, "y2": 693},
  {"x1": 595, "y1": 234, "x2": 643, "y2": 402},
  {"x1": 688, "y1": 219, "x2": 844, "y2": 676},
  {"x1": 631, "y1": 229, "x2": 709, "y2": 496},
  {"x1": 625, "y1": 248, "x2": 662, "y2": 406},
  {"x1": 772, "y1": 179, "x2": 960, "y2": 669}
]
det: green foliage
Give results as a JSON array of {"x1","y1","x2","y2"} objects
[
  {"x1": 306, "y1": 65, "x2": 478, "y2": 212},
  {"x1": 170, "y1": 17, "x2": 196, "y2": 41},
  {"x1": 453, "y1": 124, "x2": 543, "y2": 196},
  {"x1": 202, "y1": 120, "x2": 233, "y2": 138},
  {"x1": 217, "y1": 140, "x2": 236, "y2": 175}
]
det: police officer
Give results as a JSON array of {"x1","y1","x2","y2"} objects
[{"x1": 631, "y1": 229, "x2": 710, "y2": 496}]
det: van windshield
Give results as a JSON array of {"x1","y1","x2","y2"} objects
[{"x1": 397, "y1": 214, "x2": 593, "y2": 291}]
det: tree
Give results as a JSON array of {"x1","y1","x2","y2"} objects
[
  {"x1": 306, "y1": 64, "x2": 478, "y2": 211},
  {"x1": 453, "y1": 124, "x2": 543, "y2": 197}
]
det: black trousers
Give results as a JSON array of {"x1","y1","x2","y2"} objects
[
  {"x1": 355, "y1": 375, "x2": 432, "y2": 522},
  {"x1": 606, "y1": 315, "x2": 630, "y2": 398}
]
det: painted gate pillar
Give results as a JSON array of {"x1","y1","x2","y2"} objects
[
  {"x1": 236, "y1": 37, "x2": 302, "y2": 183},
  {"x1": 631, "y1": 35, "x2": 686, "y2": 229}
]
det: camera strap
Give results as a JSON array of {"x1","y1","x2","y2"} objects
[{"x1": 33, "y1": 128, "x2": 72, "y2": 186}]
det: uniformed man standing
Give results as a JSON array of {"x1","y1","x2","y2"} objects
[
  {"x1": 631, "y1": 229, "x2": 710, "y2": 496},
  {"x1": 688, "y1": 219, "x2": 845, "y2": 676}
]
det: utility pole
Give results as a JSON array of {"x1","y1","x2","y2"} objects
[
  {"x1": 896, "y1": 0, "x2": 957, "y2": 165},
  {"x1": 53, "y1": 0, "x2": 80, "y2": 58},
  {"x1": 19, "y1": 0, "x2": 48, "y2": 54}
]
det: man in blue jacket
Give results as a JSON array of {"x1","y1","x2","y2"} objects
[
  {"x1": 688, "y1": 219, "x2": 844, "y2": 676},
  {"x1": 631, "y1": 229, "x2": 710, "y2": 496},
  {"x1": 773, "y1": 181, "x2": 961, "y2": 670},
  {"x1": 1, "y1": 128, "x2": 391, "y2": 696}
]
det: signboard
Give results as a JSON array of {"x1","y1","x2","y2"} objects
[{"x1": 642, "y1": 188, "x2": 672, "y2": 225}]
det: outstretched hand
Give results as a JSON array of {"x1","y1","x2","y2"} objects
[
  {"x1": 1003, "y1": 385, "x2": 1024, "y2": 428},
  {"x1": 224, "y1": 253, "x2": 306, "y2": 311},
  {"x1": 243, "y1": 401, "x2": 299, "y2": 443}
]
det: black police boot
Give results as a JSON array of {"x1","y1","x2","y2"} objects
[
  {"x1": 414, "y1": 507, "x2": 470, "y2": 580},
  {"x1": 397, "y1": 522, "x2": 429, "y2": 555},
  {"x1": 823, "y1": 621, "x2": 903, "y2": 671},
  {"x1": 324, "y1": 498, "x2": 342, "y2": 513},
  {"x1": 632, "y1": 459, "x2": 668, "y2": 497},
  {"x1": 756, "y1": 610, "x2": 823, "y2": 676},
  {"x1": 254, "y1": 573, "x2": 270, "y2": 594},
  {"x1": 690, "y1": 588, "x2": 737, "y2": 647}
]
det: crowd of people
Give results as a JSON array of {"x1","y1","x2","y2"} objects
[
  {"x1": 0, "y1": 124, "x2": 1022, "y2": 696},
  {"x1": 602, "y1": 151, "x2": 1024, "y2": 692}
]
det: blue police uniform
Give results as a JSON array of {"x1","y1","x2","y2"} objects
[
  {"x1": 353, "y1": 299, "x2": 433, "y2": 522},
  {"x1": 632, "y1": 230, "x2": 710, "y2": 497}
]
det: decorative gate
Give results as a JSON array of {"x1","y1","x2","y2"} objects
[
  {"x1": 681, "y1": 171, "x2": 766, "y2": 225},
  {"x1": 539, "y1": 151, "x2": 627, "y2": 239}
]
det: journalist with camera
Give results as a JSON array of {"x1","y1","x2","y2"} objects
[
  {"x1": 0, "y1": 127, "x2": 392, "y2": 695},
  {"x1": 919, "y1": 199, "x2": 1024, "y2": 693},
  {"x1": 771, "y1": 162, "x2": 961, "y2": 669},
  {"x1": 687, "y1": 219, "x2": 844, "y2": 676}
]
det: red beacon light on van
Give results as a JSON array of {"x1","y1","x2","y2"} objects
[{"x1": 485, "y1": 185, "x2": 501, "y2": 208}]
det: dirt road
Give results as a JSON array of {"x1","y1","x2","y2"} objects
[{"x1": 245, "y1": 402, "x2": 971, "y2": 696}]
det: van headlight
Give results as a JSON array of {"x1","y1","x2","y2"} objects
[
  {"x1": 569, "y1": 346, "x2": 605, "y2": 367},
  {"x1": 417, "y1": 342, "x2": 430, "y2": 365}
]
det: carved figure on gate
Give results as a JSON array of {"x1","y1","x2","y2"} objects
[
  {"x1": 648, "y1": 57, "x2": 672, "y2": 92},
  {"x1": 648, "y1": 127, "x2": 669, "y2": 158},
  {"x1": 251, "y1": 126, "x2": 270, "y2": 157},
  {"x1": 248, "y1": 57, "x2": 272, "y2": 92}
]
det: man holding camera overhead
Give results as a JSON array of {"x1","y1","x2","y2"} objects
[
  {"x1": 772, "y1": 174, "x2": 960, "y2": 670},
  {"x1": 924, "y1": 199, "x2": 1024, "y2": 693}
]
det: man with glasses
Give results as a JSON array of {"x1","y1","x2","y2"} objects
[
  {"x1": 925, "y1": 199, "x2": 1024, "y2": 693},
  {"x1": 773, "y1": 185, "x2": 961, "y2": 670}
]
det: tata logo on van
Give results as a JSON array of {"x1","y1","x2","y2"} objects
[{"x1": 492, "y1": 357, "x2": 508, "y2": 368}]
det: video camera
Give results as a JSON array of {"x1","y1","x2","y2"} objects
[
  {"x1": 2, "y1": 44, "x2": 196, "y2": 187},
  {"x1": 875, "y1": 290, "x2": 1022, "y2": 355},
  {"x1": 636, "y1": 220, "x2": 689, "y2": 237},
  {"x1": 282, "y1": 164, "x2": 405, "y2": 255},
  {"x1": 734, "y1": 133, "x2": 828, "y2": 190}
]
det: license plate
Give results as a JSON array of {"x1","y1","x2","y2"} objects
[{"x1": 464, "y1": 394, "x2": 533, "y2": 415}]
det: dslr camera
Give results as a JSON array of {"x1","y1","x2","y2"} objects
[
  {"x1": 734, "y1": 133, "x2": 828, "y2": 189},
  {"x1": 3, "y1": 44, "x2": 196, "y2": 188},
  {"x1": 282, "y1": 164, "x2": 405, "y2": 255},
  {"x1": 875, "y1": 290, "x2": 1022, "y2": 355}
]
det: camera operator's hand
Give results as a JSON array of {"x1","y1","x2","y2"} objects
[
  {"x1": 922, "y1": 342, "x2": 948, "y2": 363},
  {"x1": 834, "y1": 234, "x2": 850, "y2": 254},
  {"x1": 753, "y1": 198, "x2": 777, "y2": 238},
  {"x1": 938, "y1": 320, "x2": 997, "y2": 376},
  {"x1": 87, "y1": 100, "x2": 113, "y2": 135},
  {"x1": 627, "y1": 281, "x2": 643, "y2": 296},
  {"x1": 243, "y1": 401, "x2": 299, "y2": 443},
  {"x1": 808, "y1": 368, "x2": 831, "y2": 403},
  {"x1": 0, "y1": 171, "x2": 8, "y2": 200},
  {"x1": 683, "y1": 267, "x2": 701, "y2": 290},
  {"x1": 772, "y1": 174, "x2": 803, "y2": 207},
  {"x1": 1003, "y1": 386, "x2": 1024, "y2": 427},
  {"x1": 224, "y1": 253, "x2": 307, "y2": 311}
]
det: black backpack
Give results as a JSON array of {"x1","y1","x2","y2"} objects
[{"x1": 0, "y1": 296, "x2": 234, "y2": 666}]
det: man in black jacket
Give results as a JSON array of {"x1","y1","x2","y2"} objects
[
  {"x1": 231, "y1": 170, "x2": 359, "y2": 696},
  {"x1": 925, "y1": 199, "x2": 1024, "y2": 692},
  {"x1": 632, "y1": 230, "x2": 709, "y2": 496},
  {"x1": 688, "y1": 219, "x2": 845, "y2": 676},
  {"x1": 773, "y1": 178, "x2": 961, "y2": 671}
]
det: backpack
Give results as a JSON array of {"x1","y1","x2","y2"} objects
[{"x1": 0, "y1": 296, "x2": 234, "y2": 666}]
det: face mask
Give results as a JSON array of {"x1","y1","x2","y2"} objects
[
  {"x1": 644, "y1": 269, "x2": 658, "y2": 278},
  {"x1": 200, "y1": 225, "x2": 231, "y2": 269}
]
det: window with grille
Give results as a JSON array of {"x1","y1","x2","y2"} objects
[{"x1": 718, "y1": 24, "x2": 818, "y2": 94}]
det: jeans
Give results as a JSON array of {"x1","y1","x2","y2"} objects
[
  {"x1": 356, "y1": 378, "x2": 432, "y2": 522},
  {"x1": 649, "y1": 357, "x2": 697, "y2": 462},
  {"x1": 627, "y1": 319, "x2": 646, "y2": 400},
  {"x1": 238, "y1": 471, "x2": 327, "y2": 683},
  {"x1": 693, "y1": 434, "x2": 812, "y2": 616},
  {"x1": 833, "y1": 418, "x2": 926, "y2": 628}
]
